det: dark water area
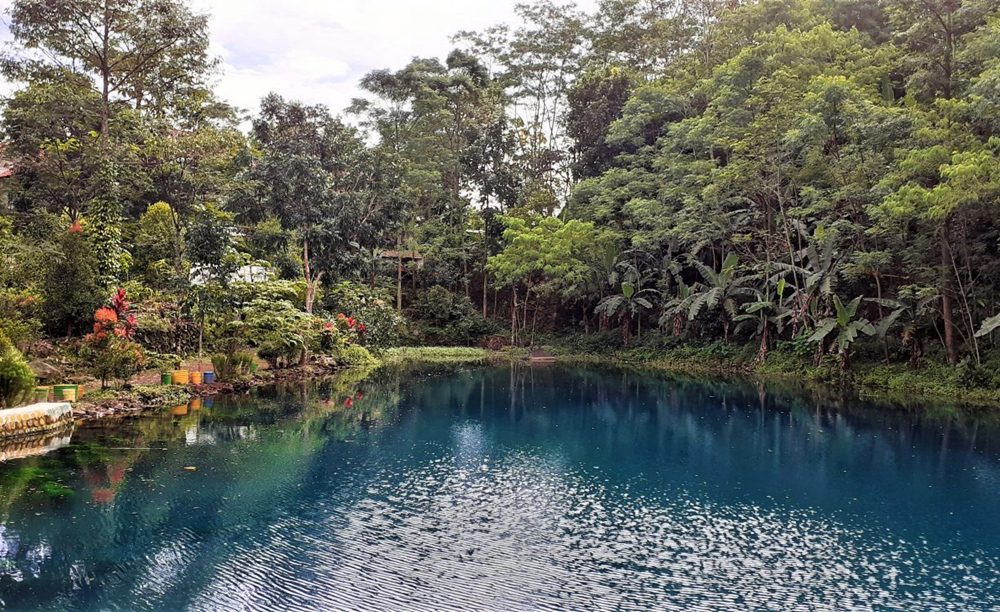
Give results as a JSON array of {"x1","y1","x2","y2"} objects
[{"x1": 0, "y1": 365, "x2": 998, "y2": 610}]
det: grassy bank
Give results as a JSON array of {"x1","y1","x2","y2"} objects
[
  {"x1": 540, "y1": 337, "x2": 1000, "y2": 408},
  {"x1": 379, "y1": 346, "x2": 525, "y2": 366},
  {"x1": 376, "y1": 342, "x2": 1000, "y2": 408}
]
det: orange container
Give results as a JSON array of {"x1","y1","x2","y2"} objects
[
  {"x1": 171, "y1": 370, "x2": 190, "y2": 385},
  {"x1": 189, "y1": 397, "x2": 202, "y2": 411},
  {"x1": 171, "y1": 404, "x2": 188, "y2": 416},
  {"x1": 190, "y1": 371, "x2": 203, "y2": 385}
]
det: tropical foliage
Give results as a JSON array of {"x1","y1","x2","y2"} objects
[{"x1": 2, "y1": 0, "x2": 1000, "y2": 389}]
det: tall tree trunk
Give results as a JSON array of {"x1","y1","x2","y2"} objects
[
  {"x1": 482, "y1": 270, "x2": 488, "y2": 318},
  {"x1": 302, "y1": 239, "x2": 323, "y2": 316},
  {"x1": 940, "y1": 230, "x2": 958, "y2": 364},
  {"x1": 874, "y1": 270, "x2": 889, "y2": 363},
  {"x1": 510, "y1": 287, "x2": 518, "y2": 345},
  {"x1": 99, "y1": 9, "x2": 111, "y2": 145},
  {"x1": 301, "y1": 239, "x2": 320, "y2": 367}
]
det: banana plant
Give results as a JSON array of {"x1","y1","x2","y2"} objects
[
  {"x1": 868, "y1": 285, "x2": 938, "y2": 365},
  {"x1": 595, "y1": 280, "x2": 658, "y2": 346},
  {"x1": 771, "y1": 225, "x2": 841, "y2": 332},
  {"x1": 976, "y1": 313, "x2": 1000, "y2": 338},
  {"x1": 808, "y1": 295, "x2": 875, "y2": 369},
  {"x1": 659, "y1": 281, "x2": 694, "y2": 337},
  {"x1": 687, "y1": 252, "x2": 757, "y2": 342},
  {"x1": 735, "y1": 278, "x2": 793, "y2": 363}
]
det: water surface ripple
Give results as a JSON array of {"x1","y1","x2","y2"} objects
[{"x1": 0, "y1": 366, "x2": 998, "y2": 610}]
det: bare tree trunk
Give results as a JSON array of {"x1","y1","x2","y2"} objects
[
  {"x1": 530, "y1": 305, "x2": 538, "y2": 346},
  {"x1": 874, "y1": 270, "x2": 889, "y2": 362},
  {"x1": 99, "y1": 11, "x2": 111, "y2": 145},
  {"x1": 941, "y1": 231, "x2": 958, "y2": 364},
  {"x1": 522, "y1": 290, "x2": 530, "y2": 345}
]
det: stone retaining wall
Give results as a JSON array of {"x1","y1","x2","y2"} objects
[{"x1": 0, "y1": 402, "x2": 75, "y2": 439}]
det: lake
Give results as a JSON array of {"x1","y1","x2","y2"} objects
[{"x1": 1, "y1": 364, "x2": 998, "y2": 610}]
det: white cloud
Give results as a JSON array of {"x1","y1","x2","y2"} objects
[
  {"x1": 0, "y1": 0, "x2": 599, "y2": 116},
  {"x1": 195, "y1": 0, "x2": 598, "y2": 117}
]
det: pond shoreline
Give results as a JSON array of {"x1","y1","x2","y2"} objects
[
  {"x1": 72, "y1": 360, "x2": 353, "y2": 422},
  {"x1": 67, "y1": 345, "x2": 1000, "y2": 424}
]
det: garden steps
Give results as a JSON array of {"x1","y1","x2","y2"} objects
[{"x1": 0, "y1": 402, "x2": 74, "y2": 440}]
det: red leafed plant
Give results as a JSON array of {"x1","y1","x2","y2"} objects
[{"x1": 84, "y1": 289, "x2": 144, "y2": 388}]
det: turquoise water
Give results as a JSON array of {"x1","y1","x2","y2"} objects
[{"x1": 1, "y1": 365, "x2": 998, "y2": 610}]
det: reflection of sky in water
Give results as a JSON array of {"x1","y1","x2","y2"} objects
[{"x1": 0, "y1": 366, "x2": 998, "y2": 610}]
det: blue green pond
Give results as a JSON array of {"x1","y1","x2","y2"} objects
[{"x1": 0, "y1": 365, "x2": 998, "y2": 610}]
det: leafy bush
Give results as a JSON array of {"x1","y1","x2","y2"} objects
[
  {"x1": 324, "y1": 281, "x2": 403, "y2": 350},
  {"x1": 336, "y1": 344, "x2": 377, "y2": 367},
  {"x1": 0, "y1": 330, "x2": 35, "y2": 408},
  {"x1": 132, "y1": 297, "x2": 199, "y2": 354},
  {"x1": 84, "y1": 337, "x2": 146, "y2": 388},
  {"x1": 241, "y1": 298, "x2": 315, "y2": 369},
  {"x1": 0, "y1": 288, "x2": 44, "y2": 352}
]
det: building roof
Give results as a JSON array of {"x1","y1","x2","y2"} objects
[{"x1": 379, "y1": 250, "x2": 424, "y2": 261}]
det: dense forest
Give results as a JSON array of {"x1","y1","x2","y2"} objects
[{"x1": 3, "y1": 0, "x2": 1000, "y2": 402}]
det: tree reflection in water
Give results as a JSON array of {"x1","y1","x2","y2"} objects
[{"x1": 0, "y1": 364, "x2": 997, "y2": 609}]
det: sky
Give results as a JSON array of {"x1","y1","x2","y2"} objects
[{"x1": 0, "y1": 0, "x2": 598, "y2": 117}]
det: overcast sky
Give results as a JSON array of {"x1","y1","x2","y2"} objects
[{"x1": 0, "y1": 0, "x2": 598, "y2": 117}]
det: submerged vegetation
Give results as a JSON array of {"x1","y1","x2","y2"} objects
[{"x1": 2, "y1": 0, "x2": 1000, "y2": 409}]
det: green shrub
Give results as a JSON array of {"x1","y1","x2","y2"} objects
[
  {"x1": 83, "y1": 337, "x2": 146, "y2": 389},
  {"x1": 337, "y1": 344, "x2": 378, "y2": 367},
  {"x1": 241, "y1": 298, "x2": 315, "y2": 369},
  {"x1": 324, "y1": 281, "x2": 403, "y2": 350},
  {"x1": 0, "y1": 289, "x2": 44, "y2": 353},
  {"x1": 43, "y1": 230, "x2": 104, "y2": 336},
  {"x1": 0, "y1": 331, "x2": 36, "y2": 407}
]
